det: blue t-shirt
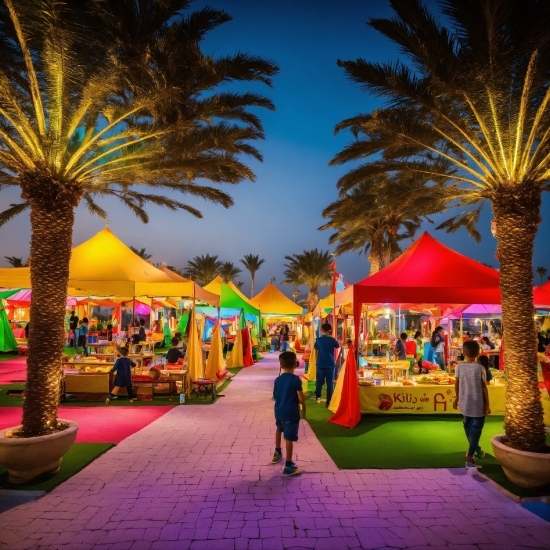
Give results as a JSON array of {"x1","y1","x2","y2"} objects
[
  {"x1": 314, "y1": 334, "x2": 340, "y2": 369},
  {"x1": 110, "y1": 356, "x2": 136, "y2": 387},
  {"x1": 395, "y1": 339, "x2": 406, "y2": 360},
  {"x1": 273, "y1": 373, "x2": 302, "y2": 421}
]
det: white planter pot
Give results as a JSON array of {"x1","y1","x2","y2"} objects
[
  {"x1": 0, "y1": 419, "x2": 79, "y2": 484},
  {"x1": 491, "y1": 434, "x2": 550, "y2": 488}
]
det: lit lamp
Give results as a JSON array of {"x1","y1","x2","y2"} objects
[{"x1": 491, "y1": 219, "x2": 497, "y2": 238}]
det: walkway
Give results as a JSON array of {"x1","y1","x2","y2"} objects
[{"x1": 1, "y1": 354, "x2": 550, "y2": 549}]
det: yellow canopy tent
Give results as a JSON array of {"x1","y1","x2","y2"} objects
[
  {"x1": 250, "y1": 283, "x2": 303, "y2": 316},
  {"x1": 203, "y1": 275, "x2": 224, "y2": 294},
  {"x1": 0, "y1": 228, "x2": 219, "y2": 306}
]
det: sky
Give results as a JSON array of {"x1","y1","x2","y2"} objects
[{"x1": 0, "y1": 0, "x2": 549, "y2": 298}]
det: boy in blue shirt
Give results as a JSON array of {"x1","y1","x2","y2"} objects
[
  {"x1": 314, "y1": 323, "x2": 339, "y2": 406},
  {"x1": 106, "y1": 347, "x2": 137, "y2": 404},
  {"x1": 272, "y1": 351, "x2": 306, "y2": 477}
]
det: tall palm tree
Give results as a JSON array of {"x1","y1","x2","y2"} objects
[
  {"x1": 240, "y1": 254, "x2": 265, "y2": 297},
  {"x1": 4, "y1": 256, "x2": 27, "y2": 267},
  {"x1": 235, "y1": 281, "x2": 245, "y2": 291},
  {"x1": 536, "y1": 267, "x2": 547, "y2": 285},
  {"x1": 283, "y1": 249, "x2": 332, "y2": 312},
  {"x1": 320, "y1": 174, "x2": 445, "y2": 274},
  {"x1": 337, "y1": 0, "x2": 550, "y2": 452},
  {"x1": 184, "y1": 254, "x2": 222, "y2": 286},
  {"x1": 219, "y1": 261, "x2": 241, "y2": 283},
  {"x1": 0, "y1": 0, "x2": 277, "y2": 437},
  {"x1": 129, "y1": 247, "x2": 152, "y2": 261}
]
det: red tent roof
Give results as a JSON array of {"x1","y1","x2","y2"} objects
[
  {"x1": 353, "y1": 232, "x2": 501, "y2": 306},
  {"x1": 534, "y1": 280, "x2": 550, "y2": 308}
]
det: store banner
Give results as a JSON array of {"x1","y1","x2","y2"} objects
[{"x1": 359, "y1": 384, "x2": 506, "y2": 415}]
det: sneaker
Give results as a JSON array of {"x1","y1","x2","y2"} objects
[
  {"x1": 474, "y1": 446, "x2": 485, "y2": 459},
  {"x1": 271, "y1": 452, "x2": 283, "y2": 464},
  {"x1": 465, "y1": 461, "x2": 481, "y2": 469},
  {"x1": 128, "y1": 399, "x2": 134, "y2": 403},
  {"x1": 282, "y1": 465, "x2": 301, "y2": 477},
  {"x1": 316, "y1": 398, "x2": 326, "y2": 403}
]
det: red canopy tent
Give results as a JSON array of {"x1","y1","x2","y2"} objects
[
  {"x1": 534, "y1": 280, "x2": 550, "y2": 308},
  {"x1": 351, "y1": 232, "x2": 502, "y2": 348}
]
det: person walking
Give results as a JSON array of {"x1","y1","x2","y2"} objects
[
  {"x1": 106, "y1": 347, "x2": 136, "y2": 404},
  {"x1": 271, "y1": 351, "x2": 306, "y2": 477},
  {"x1": 69, "y1": 310, "x2": 78, "y2": 347},
  {"x1": 314, "y1": 323, "x2": 339, "y2": 406}
]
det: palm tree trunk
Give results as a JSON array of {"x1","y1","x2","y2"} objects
[
  {"x1": 369, "y1": 235, "x2": 383, "y2": 275},
  {"x1": 250, "y1": 273, "x2": 255, "y2": 298},
  {"x1": 493, "y1": 183, "x2": 546, "y2": 452},
  {"x1": 21, "y1": 202, "x2": 74, "y2": 437},
  {"x1": 306, "y1": 288, "x2": 319, "y2": 313},
  {"x1": 368, "y1": 253, "x2": 381, "y2": 275}
]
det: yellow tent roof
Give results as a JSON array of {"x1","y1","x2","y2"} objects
[
  {"x1": 250, "y1": 283, "x2": 303, "y2": 316},
  {"x1": 204, "y1": 275, "x2": 224, "y2": 295},
  {"x1": 0, "y1": 228, "x2": 219, "y2": 306}
]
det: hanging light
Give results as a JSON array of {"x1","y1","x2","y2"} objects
[{"x1": 491, "y1": 219, "x2": 497, "y2": 238}]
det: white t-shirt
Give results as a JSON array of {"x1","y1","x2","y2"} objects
[{"x1": 455, "y1": 361, "x2": 487, "y2": 417}]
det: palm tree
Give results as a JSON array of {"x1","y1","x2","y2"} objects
[
  {"x1": 184, "y1": 254, "x2": 222, "y2": 286},
  {"x1": 235, "y1": 281, "x2": 245, "y2": 291},
  {"x1": 536, "y1": 267, "x2": 547, "y2": 285},
  {"x1": 240, "y1": 254, "x2": 265, "y2": 297},
  {"x1": 129, "y1": 247, "x2": 152, "y2": 261},
  {"x1": 0, "y1": 1, "x2": 277, "y2": 437},
  {"x1": 337, "y1": 0, "x2": 550, "y2": 452},
  {"x1": 292, "y1": 285, "x2": 299, "y2": 302},
  {"x1": 320, "y1": 174, "x2": 445, "y2": 274},
  {"x1": 283, "y1": 249, "x2": 332, "y2": 312},
  {"x1": 4, "y1": 256, "x2": 28, "y2": 267},
  {"x1": 219, "y1": 261, "x2": 242, "y2": 283}
]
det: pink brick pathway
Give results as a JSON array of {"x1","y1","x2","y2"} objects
[{"x1": 1, "y1": 353, "x2": 550, "y2": 549}]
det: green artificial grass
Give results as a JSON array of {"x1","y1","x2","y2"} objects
[
  {"x1": 0, "y1": 384, "x2": 25, "y2": 407},
  {"x1": 307, "y1": 401, "x2": 550, "y2": 499},
  {"x1": 0, "y1": 443, "x2": 113, "y2": 492},
  {"x1": 0, "y1": 352, "x2": 19, "y2": 362}
]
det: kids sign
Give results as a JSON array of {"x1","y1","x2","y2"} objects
[{"x1": 359, "y1": 385, "x2": 505, "y2": 415}]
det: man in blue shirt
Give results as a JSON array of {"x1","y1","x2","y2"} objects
[
  {"x1": 272, "y1": 351, "x2": 306, "y2": 476},
  {"x1": 314, "y1": 323, "x2": 339, "y2": 406}
]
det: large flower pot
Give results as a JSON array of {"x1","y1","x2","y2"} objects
[
  {"x1": 0, "y1": 420, "x2": 78, "y2": 484},
  {"x1": 491, "y1": 434, "x2": 550, "y2": 488}
]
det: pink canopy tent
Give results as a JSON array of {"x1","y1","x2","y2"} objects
[
  {"x1": 351, "y1": 232, "x2": 502, "y2": 348},
  {"x1": 6, "y1": 289, "x2": 76, "y2": 308}
]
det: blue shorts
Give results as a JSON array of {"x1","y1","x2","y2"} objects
[{"x1": 275, "y1": 419, "x2": 299, "y2": 442}]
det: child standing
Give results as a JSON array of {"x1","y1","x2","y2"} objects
[
  {"x1": 453, "y1": 340, "x2": 491, "y2": 468},
  {"x1": 314, "y1": 323, "x2": 339, "y2": 406},
  {"x1": 272, "y1": 351, "x2": 306, "y2": 477},
  {"x1": 106, "y1": 347, "x2": 136, "y2": 404},
  {"x1": 395, "y1": 332, "x2": 407, "y2": 361},
  {"x1": 79, "y1": 318, "x2": 89, "y2": 357}
]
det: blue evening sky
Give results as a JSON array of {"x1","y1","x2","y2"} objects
[{"x1": 0, "y1": 0, "x2": 549, "y2": 296}]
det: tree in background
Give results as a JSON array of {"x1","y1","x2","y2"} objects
[
  {"x1": 184, "y1": 254, "x2": 222, "y2": 286},
  {"x1": 4, "y1": 256, "x2": 28, "y2": 267},
  {"x1": 130, "y1": 247, "x2": 152, "y2": 261},
  {"x1": 0, "y1": 0, "x2": 277, "y2": 437},
  {"x1": 283, "y1": 249, "x2": 332, "y2": 312},
  {"x1": 536, "y1": 267, "x2": 547, "y2": 285},
  {"x1": 240, "y1": 254, "x2": 265, "y2": 297},
  {"x1": 337, "y1": 0, "x2": 550, "y2": 452},
  {"x1": 235, "y1": 281, "x2": 245, "y2": 291},
  {"x1": 219, "y1": 261, "x2": 242, "y2": 283}
]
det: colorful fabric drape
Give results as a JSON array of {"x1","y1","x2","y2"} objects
[
  {"x1": 186, "y1": 307, "x2": 203, "y2": 395},
  {"x1": 241, "y1": 327, "x2": 254, "y2": 367},
  {"x1": 328, "y1": 344, "x2": 361, "y2": 428},
  {"x1": 0, "y1": 302, "x2": 17, "y2": 352},
  {"x1": 205, "y1": 323, "x2": 225, "y2": 379},
  {"x1": 307, "y1": 342, "x2": 317, "y2": 382}
]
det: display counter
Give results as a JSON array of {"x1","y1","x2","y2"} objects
[{"x1": 359, "y1": 383, "x2": 506, "y2": 415}]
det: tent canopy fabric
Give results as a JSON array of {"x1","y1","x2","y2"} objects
[
  {"x1": 250, "y1": 283, "x2": 304, "y2": 316},
  {"x1": 353, "y1": 232, "x2": 501, "y2": 306},
  {"x1": 534, "y1": 281, "x2": 550, "y2": 308},
  {"x1": 204, "y1": 276, "x2": 260, "y2": 318},
  {"x1": 0, "y1": 228, "x2": 219, "y2": 306}
]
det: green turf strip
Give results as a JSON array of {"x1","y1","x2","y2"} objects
[
  {"x1": 0, "y1": 443, "x2": 113, "y2": 492},
  {"x1": 306, "y1": 399, "x2": 550, "y2": 499},
  {"x1": 0, "y1": 352, "x2": 19, "y2": 362}
]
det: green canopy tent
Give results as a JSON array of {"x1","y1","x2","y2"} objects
[{"x1": 0, "y1": 300, "x2": 17, "y2": 352}]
